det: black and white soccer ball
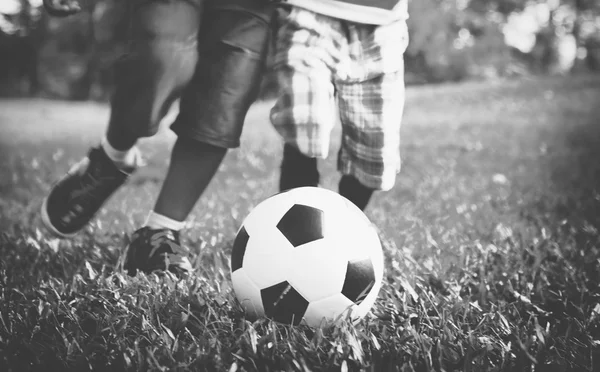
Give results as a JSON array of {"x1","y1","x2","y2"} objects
[{"x1": 230, "y1": 187, "x2": 384, "y2": 328}]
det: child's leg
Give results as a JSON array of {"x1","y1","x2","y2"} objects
[
  {"x1": 126, "y1": 3, "x2": 274, "y2": 275},
  {"x1": 41, "y1": 0, "x2": 202, "y2": 238},
  {"x1": 151, "y1": 139, "x2": 227, "y2": 224},
  {"x1": 338, "y1": 174, "x2": 375, "y2": 211},
  {"x1": 336, "y1": 69, "x2": 405, "y2": 209},
  {"x1": 270, "y1": 7, "x2": 340, "y2": 192},
  {"x1": 335, "y1": 19, "x2": 408, "y2": 211},
  {"x1": 279, "y1": 143, "x2": 320, "y2": 191},
  {"x1": 105, "y1": 0, "x2": 202, "y2": 156},
  {"x1": 336, "y1": 69, "x2": 405, "y2": 210},
  {"x1": 147, "y1": 5, "x2": 272, "y2": 226}
]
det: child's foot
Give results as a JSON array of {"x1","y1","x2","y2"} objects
[
  {"x1": 41, "y1": 147, "x2": 135, "y2": 238},
  {"x1": 124, "y1": 227, "x2": 193, "y2": 276}
]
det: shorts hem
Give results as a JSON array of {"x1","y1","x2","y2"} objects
[
  {"x1": 338, "y1": 166, "x2": 398, "y2": 191},
  {"x1": 170, "y1": 126, "x2": 240, "y2": 149}
]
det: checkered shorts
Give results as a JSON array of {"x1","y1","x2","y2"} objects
[{"x1": 269, "y1": 6, "x2": 409, "y2": 191}]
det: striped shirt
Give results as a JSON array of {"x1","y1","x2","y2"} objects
[{"x1": 277, "y1": 0, "x2": 408, "y2": 25}]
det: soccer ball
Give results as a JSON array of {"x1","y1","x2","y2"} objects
[{"x1": 230, "y1": 187, "x2": 384, "y2": 328}]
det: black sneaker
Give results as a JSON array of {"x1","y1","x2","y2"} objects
[
  {"x1": 41, "y1": 147, "x2": 135, "y2": 238},
  {"x1": 124, "y1": 227, "x2": 193, "y2": 276}
]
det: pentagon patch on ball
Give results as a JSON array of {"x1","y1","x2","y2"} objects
[
  {"x1": 342, "y1": 259, "x2": 376, "y2": 305},
  {"x1": 230, "y1": 187, "x2": 384, "y2": 328},
  {"x1": 276, "y1": 204, "x2": 324, "y2": 247},
  {"x1": 261, "y1": 281, "x2": 309, "y2": 325},
  {"x1": 231, "y1": 226, "x2": 249, "y2": 272}
]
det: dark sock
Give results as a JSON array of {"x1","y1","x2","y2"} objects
[
  {"x1": 153, "y1": 137, "x2": 227, "y2": 222},
  {"x1": 339, "y1": 175, "x2": 375, "y2": 211},
  {"x1": 106, "y1": 125, "x2": 138, "y2": 151},
  {"x1": 279, "y1": 143, "x2": 320, "y2": 192}
]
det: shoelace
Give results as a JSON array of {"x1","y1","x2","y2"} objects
[
  {"x1": 66, "y1": 166, "x2": 123, "y2": 220},
  {"x1": 147, "y1": 230, "x2": 189, "y2": 259}
]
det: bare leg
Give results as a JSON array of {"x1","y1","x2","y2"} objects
[{"x1": 153, "y1": 137, "x2": 227, "y2": 222}]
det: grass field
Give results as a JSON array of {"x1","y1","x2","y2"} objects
[{"x1": 1, "y1": 75, "x2": 600, "y2": 371}]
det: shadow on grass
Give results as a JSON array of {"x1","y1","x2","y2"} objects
[{"x1": 0, "y1": 229, "x2": 125, "y2": 290}]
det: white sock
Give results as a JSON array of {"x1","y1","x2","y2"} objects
[
  {"x1": 144, "y1": 211, "x2": 186, "y2": 231},
  {"x1": 101, "y1": 135, "x2": 140, "y2": 168}
]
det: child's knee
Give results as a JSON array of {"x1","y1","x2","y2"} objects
[
  {"x1": 109, "y1": 41, "x2": 197, "y2": 136},
  {"x1": 338, "y1": 149, "x2": 400, "y2": 192},
  {"x1": 270, "y1": 98, "x2": 336, "y2": 159},
  {"x1": 355, "y1": 172, "x2": 398, "y2": 192}
]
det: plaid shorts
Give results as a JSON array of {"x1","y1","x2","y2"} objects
[{"x1": 269, "y1": 6, "x2": 409, "y2": 191}]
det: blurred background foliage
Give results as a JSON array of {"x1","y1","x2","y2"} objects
[{"x1": 0, "y1": 0, "x2": 599, "y2": 101}]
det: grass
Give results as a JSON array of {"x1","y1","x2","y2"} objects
[{"x1": 1, "y1": 74, "x2": 600, "y2": 371}]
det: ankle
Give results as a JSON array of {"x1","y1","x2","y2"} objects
[
  {"x1": 339, "y1": 175, "x2": 375, "y2": 211},
  {"x1": 144, "y1": 211, "x2": 187, "y2": 231},
  {"x1": 280, "y1": 144, "x2": 320, "y2": 191},
  {"x1": 101, "y1": 136, "x2": 141, "y2": 169}
]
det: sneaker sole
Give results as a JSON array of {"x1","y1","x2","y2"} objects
[{"x1": 40, "y1": 197, "x2": 79, "y2": 239}]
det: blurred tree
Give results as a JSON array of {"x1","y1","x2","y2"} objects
[
  {"x1": 66, "y1": 0, "x2": 97, "y2": 100},
  {"x1": 571, "y1": 0, "x2": 600, "y2": 71},
  {"x1": 0, "y1": 0, "x2": 42, "y2": 95},
  {"x1": 474, "y1": 0, "x2": 600, "y2": 73},
  {"x1": 406, "y1": 0, "x2": 515, "y2": 83},
  {"x1": 468, "y1": 0, "x2": 528, "y2": 15},
  {"x1": 39, "y1": 0, "x2": 122, "y2": 100},
  {"x1": 1, "y1": 0, "x2": 598, "y2": 99}
]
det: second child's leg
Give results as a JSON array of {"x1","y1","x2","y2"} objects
[
  {"x1": 338, "y1": 174, "x2": 375, "y2": 211},
  {"x1": 336, "y1": 18, "x2": 409, "y2": 211},
  {"x1": 336, "y1": 68, "x2": 405, "y2": 211},
  {"x1": 270, "y1": 8, "x2": 339, "y2": 193},
  {"x1": 279, "y1": 143, "x2": 320, "y2": 191}
]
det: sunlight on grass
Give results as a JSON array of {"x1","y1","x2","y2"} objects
[{"x1": 1, "y1": 75, "x2": 600, "y2": 371}]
